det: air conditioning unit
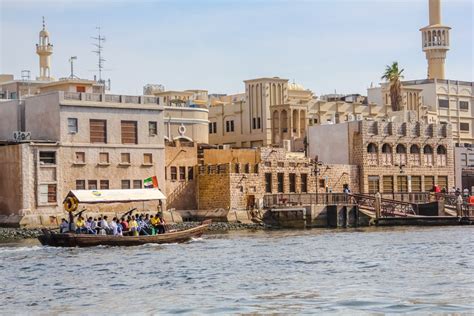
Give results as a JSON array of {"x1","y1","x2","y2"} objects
[
  {"x1": 347, "y1": 113, "x2": 355, "y2": 121},
  {"x1": 356, "y1": 114, "x2": 363, "y2": 121}
]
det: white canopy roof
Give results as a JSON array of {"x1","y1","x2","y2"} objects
[{"x1": 64, "y1": 189, "x2": 166, "y2": 204}]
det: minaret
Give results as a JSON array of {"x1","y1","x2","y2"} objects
[
  {"x1": 420, "y1": 0, "x2": 451, "y2": 80},
  {"x1": 36, "y1": 17, "x2": 54, "y2": 81}
]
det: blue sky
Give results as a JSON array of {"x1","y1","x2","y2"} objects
[{"x1": 1, "y1": 0, "x2": 472, "y2": 96}]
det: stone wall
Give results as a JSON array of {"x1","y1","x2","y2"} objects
[{"x1": 197, "y1": 169, "x2": 230, "y2": 210}]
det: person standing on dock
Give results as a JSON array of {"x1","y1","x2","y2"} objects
[{"x1": 456, "y1": 194, "x2": 463, "y2": 217}]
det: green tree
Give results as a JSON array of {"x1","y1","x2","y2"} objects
[{"x1": 381, "y1": 62, "x2": 405, "y2": 111}]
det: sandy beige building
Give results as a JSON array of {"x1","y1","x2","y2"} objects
[
  {"x1": 208, "y1": 78, "x2": 311, "y2": 150},
  {"x1": 0, "y1": 90, "x2": 165, "y2": 226},
  {"x1": 144, "y1": 86, "x2": 210, "y2": 144},
  {"x1": 165, "y1": 140, "x2": 199, "y2": 210}
]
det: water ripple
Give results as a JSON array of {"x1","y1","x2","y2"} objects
[{"x1": 0, "y1": 226, "x2": 473, "y2": 314}]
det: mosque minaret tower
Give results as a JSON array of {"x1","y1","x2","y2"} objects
[
  {"x1": 420, "y1": 0, "x2": 451, "y2": 80},
  {"x1": 36, "y1": 17, "x2": 54, "y2": 81}
]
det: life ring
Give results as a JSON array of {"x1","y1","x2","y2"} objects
[{"x1": 63, "y1": 196, "x2": 79, "y2": 213}]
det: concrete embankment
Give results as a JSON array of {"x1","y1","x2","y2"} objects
[{"x1": 0, "y1": 222, "x2": 270, "y2": 241}]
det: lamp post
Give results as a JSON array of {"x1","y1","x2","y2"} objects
[{"x1": 312, "y1": 157, "x2": 322, "y2": 204}]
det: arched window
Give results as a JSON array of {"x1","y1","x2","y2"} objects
[
  {"x1": 381, "y1": 144, "x2": 392, "y2": 165},
  {"x1": 437, "y1": 145, "x2": 446, "y2": 155},
  {"x1": 396, "y1": 144, "x2": 407, "y2": 165},
  {"x1": 410, "y1": 144, "x2": 420, "y2": 154},
  {"x1": 424, "y1": 145, "x2": 434, "y2": 166},
  {"x1": 367, "y1": 143, "x2": 377, "y2": 153},
  {"x1": 382, "y1": 144, "x2": 392, "y2": 153},
  {"x1": 409, "y1": 144, "x2": 420, "y2": 166},
  {"x1": 396, "y1": 144, "x2": 406, "y2": 154},
  {"x1": 437, "y1": 145, "x2": 447, "y2": 166},
  {"x1": 367, "y1": 143, "x2": 378, "y2": 165},
  {"x1": 280, "y1": 110, "x2": 288, "y2": 137},
  {"x1": 272, "y1": 110, "x2": 280, "y2": 144}
]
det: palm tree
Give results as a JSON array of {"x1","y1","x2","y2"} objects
[{"x1": 381, "y1": 62, "x2": 405, "y2": 111}]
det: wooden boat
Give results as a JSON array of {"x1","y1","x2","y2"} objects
[
  {"x1": 38, "y1": 222, "x2": 210, "y2": 247},
  {"x1": 38, "y1": 188, "x2": 210, "y2": 247}
]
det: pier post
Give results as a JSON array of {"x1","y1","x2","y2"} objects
[{"x1": 375, "y1": 192, "x2": 381, "y2": 220}]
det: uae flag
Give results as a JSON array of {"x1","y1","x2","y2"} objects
[{"x1": 144, "y1": 176, "x2": 158, "y2": 189}]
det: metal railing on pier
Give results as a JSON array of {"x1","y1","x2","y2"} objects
[{"x1": 263, "y1": 193, "x2": 350, "y2": 208}]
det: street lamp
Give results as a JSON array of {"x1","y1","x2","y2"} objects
[{"x1": 311, "y1": 157, "x2": 323, "y2": 204}]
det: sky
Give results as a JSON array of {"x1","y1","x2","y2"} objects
[{"x1": 0, "y1": 0, "x2": 472, "y2": 96}]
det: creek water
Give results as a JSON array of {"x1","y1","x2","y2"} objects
[{"x1": 0, "y1": 226, "x2": 473, "y2": 314}]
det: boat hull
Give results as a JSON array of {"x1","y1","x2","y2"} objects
[{"x1": 38, "y1": 224, "x2": 209, "y2": 247}]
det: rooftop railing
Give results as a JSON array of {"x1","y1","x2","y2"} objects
[{"x1": 63, "y1": 92, "x2": 161, "y2": 105}]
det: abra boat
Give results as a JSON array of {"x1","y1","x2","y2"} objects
[
  {"x1": 38, "y1": 223, "x2": 209, "y2": 247},
  {"x1": 37, "y1": 188, "x2": 210, "y2": 247}
]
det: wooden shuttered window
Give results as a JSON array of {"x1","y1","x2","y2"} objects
[
  {"x1": 90, "y1": 119, "x2": 107, "y2": 143},
  {"x1": 397, "y1": 176, "x2": 408, "y2": 192},
  {"x1": 47, "y1": 184, "x2": 57, "y2": 203},
  {"x1": 368, "y1": 176, "x2": 379, "y2": 194},
  {"x1": 382, "y1": 176, "x2": 393, "y2": 193},
  {"x1": 438, "y1": 176, "x2": 448, "y2": 190},
  {"x1": 121, "y1": 121, "x2": 138, "y2": 144},
  {"x1": 411, "y1": 176, "x2": 422, "y2": 192},
  {"x1": 424, "y1": 176, "x2": 435, "y2": 192}
]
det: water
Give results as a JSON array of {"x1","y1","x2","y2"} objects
[{"x1": 0, "y1": 226, "x2": 473, "y2": 314}]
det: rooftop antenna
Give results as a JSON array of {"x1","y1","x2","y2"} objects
[
  {"x1": 92, "y1": 26, "x2": 106, "y2": 83},
  {"x1": 68, "y1": 56, "x2": 78, "y2": 79}
]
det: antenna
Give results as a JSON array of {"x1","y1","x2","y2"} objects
[
  {"x1": 92, "y1": 26, "x2": 106, "y2": 82},
  {"x1": 91, "y1": 27, "x2": 111, "y2": 91},
  {"x1": 69, "y1": 56, "x2": 78, "y2": 79}
]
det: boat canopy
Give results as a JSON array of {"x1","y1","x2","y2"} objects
[{"x1": 64, "y1": 189, "x2": 166, "y2": 204}]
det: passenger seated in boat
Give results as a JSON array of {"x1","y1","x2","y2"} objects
[
  {"x1": 129, "y1": 216, "x2": 139, "y2": 236},
  {"x1": 120, "y1": 217, "x2": 129, "y2": 231},
  {"x1": 109, "y1": 217, "x2": 118, "y2": 235},
  {"x1": 116, "y1": 219, "x2": 123, "y2": 236},
  {"x1": 100, "y1": 216, "x2": 112, "y2": 235},
  {"x1": 85, "y1": 217, "x2": 96, "y2": 234},
  {"x1": 59, "y1": 218, "x2": 69, "y2": 233},
  {"x1": 91, "y1": 218, "x2": 98, "y2": 232},
  {"x1": 137, "y1": 215, "x2": 150, "y2": 235},
  {"x1": 75, "y1": 216, "x2": 87, "y2": 234},
  {"x1": 152, "y1": 213, "x2": 166, "y2": 234}
]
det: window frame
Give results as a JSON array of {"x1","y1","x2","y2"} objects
[
  {"x1": 143, "y1": 153, "x2": 153, "y2": 165},
  {"x1": 121, "y1": 180, "x2": 131, "y2": 189},
  {"x1": 68, "y1": 118, "x2": 78, "y2": 134},
  {"x1": 100, "y1": 180, "x2": 109, "y2": 189},
  {"x1": 170, "y1": 166, "x2": 177, "y2": 181},
  {"x1": 120, "y1": 153, "x2": 131, "y2": 165},
  {"x1": 148, "y1": 121, "x2": 158, "y2": 136},
  {"x1": 39, "y1": 151, "x2": 56, "y2": 165},
  {"x1": 90, "y1": 119, "x2": 107, "y2": 143},
  {"x1": 121, "y1": 120, "x2": 138, "y2": 144}
]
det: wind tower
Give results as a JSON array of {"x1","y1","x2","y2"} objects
[
  {"x1": 420, "y1": 0, "x2": 451, "y2": 80},
  {"x1": 36, "y1": 17, "x2": 54, "y2": 81}
]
